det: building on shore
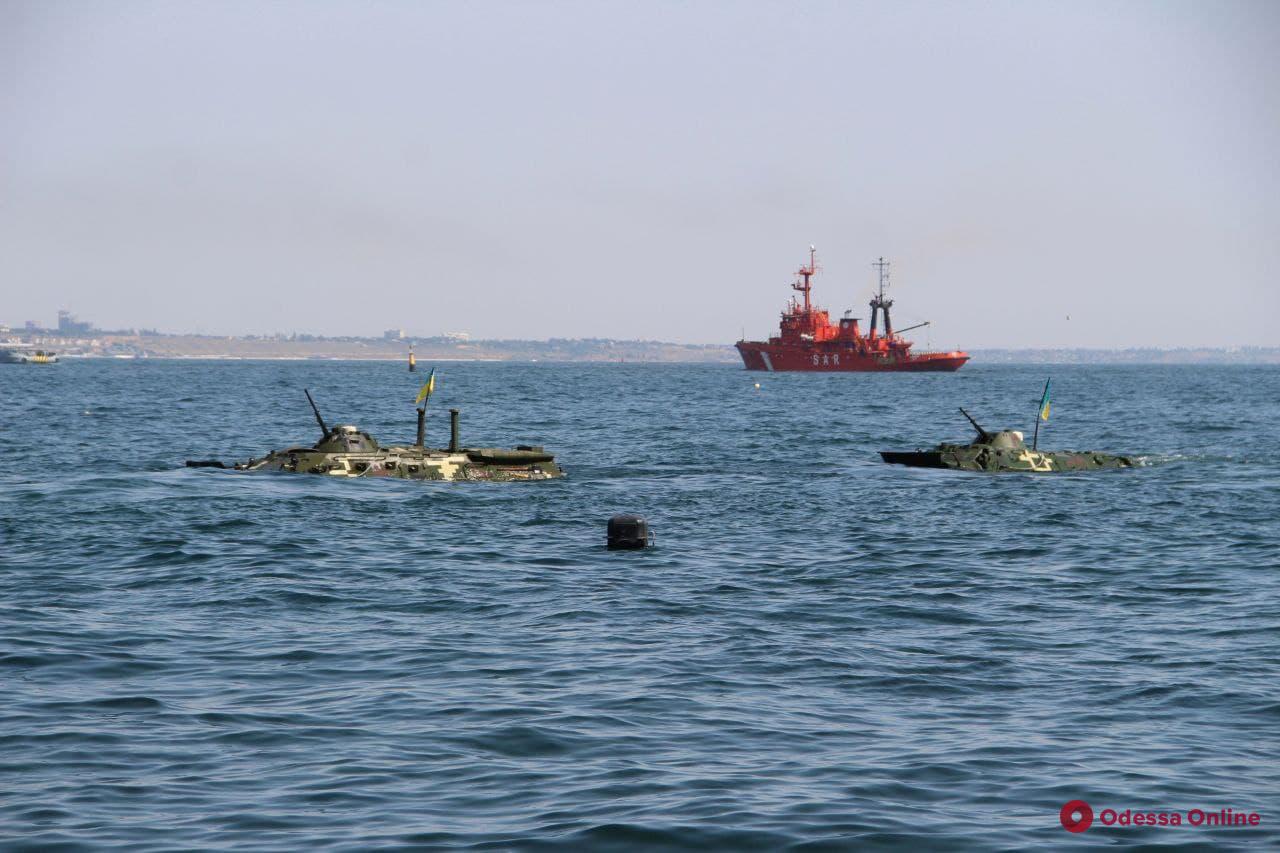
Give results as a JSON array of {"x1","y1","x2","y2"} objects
[{"x1": 57, "y1": 311, "x2": 94, "y2": 336}]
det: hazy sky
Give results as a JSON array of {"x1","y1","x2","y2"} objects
[{"x1": 3, "y1": 0, "x2": 1277, "y2": 347}]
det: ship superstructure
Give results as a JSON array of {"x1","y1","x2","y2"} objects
[{"x1": 735, "y1": 247, "x2": 968, "y2": 372}]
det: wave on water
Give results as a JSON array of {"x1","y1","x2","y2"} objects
[{"x1": 2, "y1": 361, "x2": 1278, "y2": 848}]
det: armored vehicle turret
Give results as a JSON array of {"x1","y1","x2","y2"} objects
[
  {"x1": 187, "y1": 388, "x2": 564, "y2": 481},
  {"x1": 881, "y1": 407, "x2": 1133, "y2": 472}
]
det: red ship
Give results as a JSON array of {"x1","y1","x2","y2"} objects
[{"x1": 736, "y1": 247, "x2": 969, "y2": 372}]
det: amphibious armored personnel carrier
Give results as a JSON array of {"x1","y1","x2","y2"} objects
[
  {"x1": 187, "y1": 389, "x2": 563, "y2": 481},
  {"x1": 881, "y1": 408, "x2": 1133, "y2": 472}
]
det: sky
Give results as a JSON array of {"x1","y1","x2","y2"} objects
[{"x1": 2, "y1": 0, "x2": 1277, "y2": 348}]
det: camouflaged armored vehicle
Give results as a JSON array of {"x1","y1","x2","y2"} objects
[
  {"x1": 187, "y1": 389, "x2": 563, "y2": 481},
  {"x1": 881, "y1": 408, "x2": 1133, "y2": 472}
]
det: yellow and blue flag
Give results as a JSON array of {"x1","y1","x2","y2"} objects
[
  {"x1": 415, "y1": 367, "x2": 436, "y2": 406},
  {"x1": 1038, "y1": 378, "x2": 1051, "y2": 421}
]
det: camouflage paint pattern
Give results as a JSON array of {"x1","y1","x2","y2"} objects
[
  {"x1": 191, "y1": 424, "x2": 564, "y2": 481},
  {"x1": 881, "y1": 429, "x2": 1132, "y2": 473}
]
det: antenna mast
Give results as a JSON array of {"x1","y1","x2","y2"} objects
[
  {"x1": 873, "y1": 257, "x2": 890, "y2": 301},
  {"x1": 869, "y1": 257, "x2": 895, "y2": 338},
  {"x1": 792, "y1": 245, "x2": 818, "y2": 313}
]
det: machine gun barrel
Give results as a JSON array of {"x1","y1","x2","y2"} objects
[
  {"x1": 304, "y1": 388, "x2": 330, "y2": 437},
  {"x1": 959, "y1": 407, "x2": 992, "y2": 442}
]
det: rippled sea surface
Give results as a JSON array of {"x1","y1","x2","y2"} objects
[{"x1": 2, "y1": 360, "x2": 1278, "y2": 849}]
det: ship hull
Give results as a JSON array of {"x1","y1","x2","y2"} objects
[{"x1": 736, "y1": 342, "x2": 968, "y2": 372}]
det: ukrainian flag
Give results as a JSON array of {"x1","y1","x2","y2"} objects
[
  {"x1": 1038, "y1": 378, "x2": 1051, "y2": 421},
  {"x1": 415, "y1": 367, "x2": 436, "y2": 406}
]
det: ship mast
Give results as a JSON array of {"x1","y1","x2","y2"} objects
[
  {"x1": 792, "y1": 245, "x2": 818, "y2": 313},
  {"x1": 869, "y1": 257, "x2": 894, "y2": 339}
]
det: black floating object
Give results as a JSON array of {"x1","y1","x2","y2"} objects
[
  {"x1": 608, "y1": 514, "x2": 653, "y2": 550},
  {"x1": 185, "y1": 459, "x2": 228, "y2": 469}
]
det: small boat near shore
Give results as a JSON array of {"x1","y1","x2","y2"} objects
[{"x1": 0, "y1": 348, "x2": 59, "y2": 364}]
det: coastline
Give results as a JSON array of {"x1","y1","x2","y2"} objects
[{"x1": 4, "y1": 334, "x2": 1278, "y2": 365}]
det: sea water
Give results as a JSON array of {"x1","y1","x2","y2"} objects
[{"x1": 2, "y1": 360, "x2": 1277, "y2": 848}]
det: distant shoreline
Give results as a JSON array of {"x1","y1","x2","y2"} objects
[{"x1": 3, "y1": 333, "x2": 1278, "y2": 365}]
